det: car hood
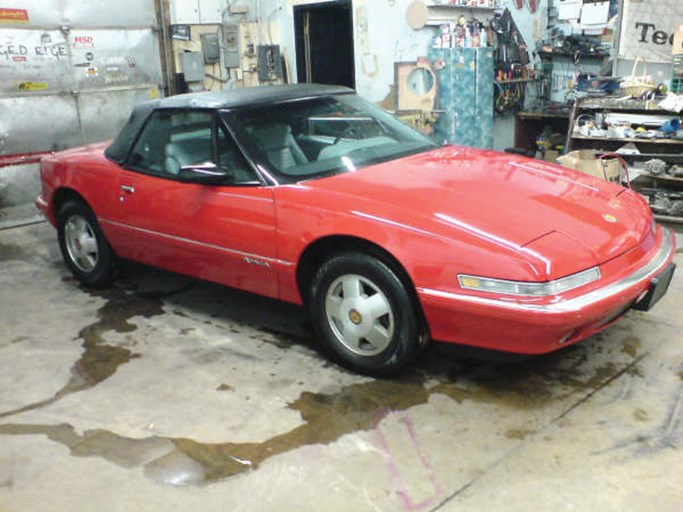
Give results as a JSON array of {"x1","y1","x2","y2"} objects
[{"x1": 303, "y1": 145, "x2": 651, "y2": 277}]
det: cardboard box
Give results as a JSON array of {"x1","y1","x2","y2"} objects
[
  {"x1": 556, "y1": 150, "x2": 621, "y2": 182},
  {"x1": 543, "y1": 149, "x2": 560, "y2": 163}
]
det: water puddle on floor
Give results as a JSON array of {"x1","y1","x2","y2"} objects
[
  {"x1": 0, "y1": 286, "x2": 164, "y2": 420},
  {"x1": 0, "y1": 253, "x2": 655, "y2": 488},
  {"x1": 0, "y1": 377, "x2": 431, "y2": 485},
  {"x1": 0, "y1": 341, "x2": 645, "y2": 486},
  {"x1": 0, "y1": 241, "x2": 33, "y2": 262}
]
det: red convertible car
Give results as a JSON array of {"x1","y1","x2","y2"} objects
[{"x1": 36, "y1": 84, "x2": 676, "y2": 376}]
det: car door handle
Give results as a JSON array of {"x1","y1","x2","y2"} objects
[{"x1": 120, "y1": 185, "x2": 135, "y2": 194}]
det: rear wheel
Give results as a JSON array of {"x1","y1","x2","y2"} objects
[
  {"x1": 57, "y1": 200, "x2": 116, "y2": 287},
  {"x1": 309, "y1": 253, "x2": 421, "y2": 376}
]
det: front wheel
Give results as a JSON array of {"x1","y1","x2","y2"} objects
[
  {"x1": 309, "y1": 253, "x2": 422, "y2": 377},
  {"x1": 57, "y1": 200, "x2": 117, "y2": 287}
]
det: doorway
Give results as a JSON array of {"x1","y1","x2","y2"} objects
[{"x1": 293, "y1": 0, "x2": 355, "y2": 88}]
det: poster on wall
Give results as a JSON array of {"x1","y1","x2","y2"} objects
[{"x1": 619, "y1": 0, "x2": 682, "y2": 63}]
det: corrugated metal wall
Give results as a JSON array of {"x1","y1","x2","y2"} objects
[
  {"x1": 0, "y1": 0, "x2": 163, "y2": 154},
  {"x1": 0, "y1": 0, "x2": 163, "y2": 218}
]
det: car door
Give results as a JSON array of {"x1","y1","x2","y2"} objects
[{"x1": 104, "y1": 109, "x2": 280, "y2": 298}]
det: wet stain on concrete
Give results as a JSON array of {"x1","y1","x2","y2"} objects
[
  {"x1": 255, "y1": 328, "x2": 316, "y2": 351},
  {"x1": 633, "y1": 408, "x2": 648, "y2": 422},
  {"x1": 621, "y1": 337, "x2": 641, "y2": 358},
  {"x1": 505, "y1": 427, "x2": 536, "y2": 440},
  {"x1": 0, "y1": 242, "x2": 32, "y2": 261},
  {"x1": 0, "y1": 423, "x2": 178, "y2": 467},
  {"x1": 0, "y1": 286, "x2": 163, "y2": 420},
  {"x1": 429, "y1": 350, "x2": 625, "y2": 412},
  {"x1": 598, "y1": 386, "x2": 683, "y2": 457},
  {"x1": 0, "y1": 347, "x2": 639, "y2": 487},
  {"x1": 0, "y1": 250, "x2": 661, "y2": 487},
  {"x1": 174, "y1": 376, "x2": 431, "y2": 482},
  {"x1": 0, "y1": 376, "x2": 431, "y2": 485}
]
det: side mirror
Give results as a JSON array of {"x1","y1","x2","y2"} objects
[{"x1": 178, "y1": 163, "x2": 233, "y2": 185}]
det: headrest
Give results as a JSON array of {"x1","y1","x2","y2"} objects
[{"x1": 253, "y1": 123, "x2": 292, "y2": 151}]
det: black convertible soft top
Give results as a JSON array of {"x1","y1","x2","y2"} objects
[{"x1": 104, "y1": 84, "x2": 354, "y2": 164}]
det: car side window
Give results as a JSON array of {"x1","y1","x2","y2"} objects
[
  {"x1": 216, "y1": 124, "x2": 259, "y2": 184},
  {"x1": 129, "y1": 111, "x2": 213, "y2": 176},
  {"x1": 162, "y1": 112, "x2": 213, "y2": 176},
  {"x1": 128, "y1": 110, "x2": 257, "y2": 185}
]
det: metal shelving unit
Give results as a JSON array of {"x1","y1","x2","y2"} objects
[{"x1": 566, "y1": 96, "x2": 683, "y2": 223}]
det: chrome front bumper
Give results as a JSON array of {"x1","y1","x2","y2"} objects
[{"x1": 419, "y1": 228, "x2": 676, "y2": 314}]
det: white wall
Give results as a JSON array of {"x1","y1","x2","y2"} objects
[
  {"x1": 276, "y1": 0, "x2": 546, "y2": 150},
  {"x1": 274, "y1": 0, "x2": 436, "y2": 103},
  {"x1": 222, "y1": 0, "x2": 548, "y2": 149}
]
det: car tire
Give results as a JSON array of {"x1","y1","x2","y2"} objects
[
  {"x1": 57, "y1": 200, "x2": 117, "y2": 288},
  {"x1": 309, "y1": 253, "x2": 421, "y2": 377}
]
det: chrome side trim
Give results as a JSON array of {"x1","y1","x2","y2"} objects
[
  {"x1": 100, "y1": 219, "x2": 295, "y2": 267},
  {"x1": 418, "y1": 228, "x2": 675, "y2": 314}
]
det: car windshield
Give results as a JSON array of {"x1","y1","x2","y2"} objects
[{"x1": 225, "y1": 94, "x2": 439, "y2": 181}]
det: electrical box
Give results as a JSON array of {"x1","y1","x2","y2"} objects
[
  {"x1": 180, "y1": 51, "x2": 205, "y2": 82},
  {"x1": 223, "y1": 24, "x2": 240, "y2": 68},
  {"x1": 201, "y1": 32, "x2": 220, "y2": 64},
  {"x1": 257, "y1": 45, "x2": 282, "y2": 81}
]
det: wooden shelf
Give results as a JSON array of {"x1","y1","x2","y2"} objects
[
  {"x1": 572, "y1": 98, "x2": 667, "y2": 112},
  {"x1": 603, "y1": 152, "x2": 683, "y2": 164},
  {"x1": 517, "y1": 110, "x2": 570, "y2": 120},
  {"x1": 425, "y1": 2, "x2": 495, "y2": 9},
  {"x1": 538, "y1": 51, "x2": 608, "y2": 59},
  {"x1": 495, "y1": 79, "x2": 536, "y2": 85},
  {"x1": 567, "y1": 96, "x2": 683, "y2": 220},
  {"x1": 653, "y1": 213, "x2": 683, "y2": 224},
  {"x1": 570, "y1": 135, "x2": 683, "y2": 145},
  {"x1": 422, "y1": 2, "x2": 496, "y2": 24},
  {"x1": 636, "y1": 172, "x2": 683, "y2": 183}
]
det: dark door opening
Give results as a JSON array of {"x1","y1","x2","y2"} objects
[{"x1": 294, "y1": 0, "x2": 355, "y2": 89}]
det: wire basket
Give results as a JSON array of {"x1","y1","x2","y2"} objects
[{"x1": 620, "y1": 57, "x2": 657, "y2": 98}]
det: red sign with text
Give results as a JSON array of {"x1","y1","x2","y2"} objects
[{"x1": 0, "y1": 8, "x2": 29, "y2": 23}]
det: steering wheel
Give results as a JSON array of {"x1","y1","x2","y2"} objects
[{"x1": 333, "y1": 126, "x2": 359, "y2": 145}]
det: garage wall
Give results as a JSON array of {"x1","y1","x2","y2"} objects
[
  {"x1": 0, "y1": 0, "x2": 163, "y2": 154},
  {"x1": 276, "y1": 0, "x2": 435, "y2": 104},
  {"x1": 0, "y1": 0, "x2": 163, "y2": 211},
  {"x1": 277, "y1": 0, "x2": 546, "y2": 150}
]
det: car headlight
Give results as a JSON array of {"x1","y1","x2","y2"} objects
[{"x1": 457, "y1": 267, "x2": 601, "y2": 297}]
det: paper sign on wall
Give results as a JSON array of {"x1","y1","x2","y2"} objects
[
  {"x1": 580, "y1": 1, "x2": 609, "y2": 29},
  {"x1": 619, "y1": 0, "x2": 683, "y2": 63},
  {"x1": 558, "y1": 0, "x2": 582, "y2": 21}
]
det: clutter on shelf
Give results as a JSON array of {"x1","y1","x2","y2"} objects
[
  {"x1": 489, "y1": 8, "x2": 535, "y2": 114},
  {"x1": 566, "y1": 95, "x2": 683, "y2": 221},
  {"x1": 571, "y1": 110, "x2": 683, "y2": 141},
  {"x1": 432, "y1": 16, "x2": 491, "y2": 49},
  {"x1": 535, "y1": 33, "x2": 609, "y2": 60},
  {"x1": 427, "y1": 0, "x2": 496, "y2": 7}
]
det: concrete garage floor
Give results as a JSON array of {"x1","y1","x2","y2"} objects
[{"x1": 1, "y1": 221, "x2": 682, "y2": 512}]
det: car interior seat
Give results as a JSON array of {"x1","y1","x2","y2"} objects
[
  {"x1": 252, "y1": 123, "x2": 308, "y2": 170},
  {"x1": 164, "y1": 143, "x2": 182, "y2": 175}
]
